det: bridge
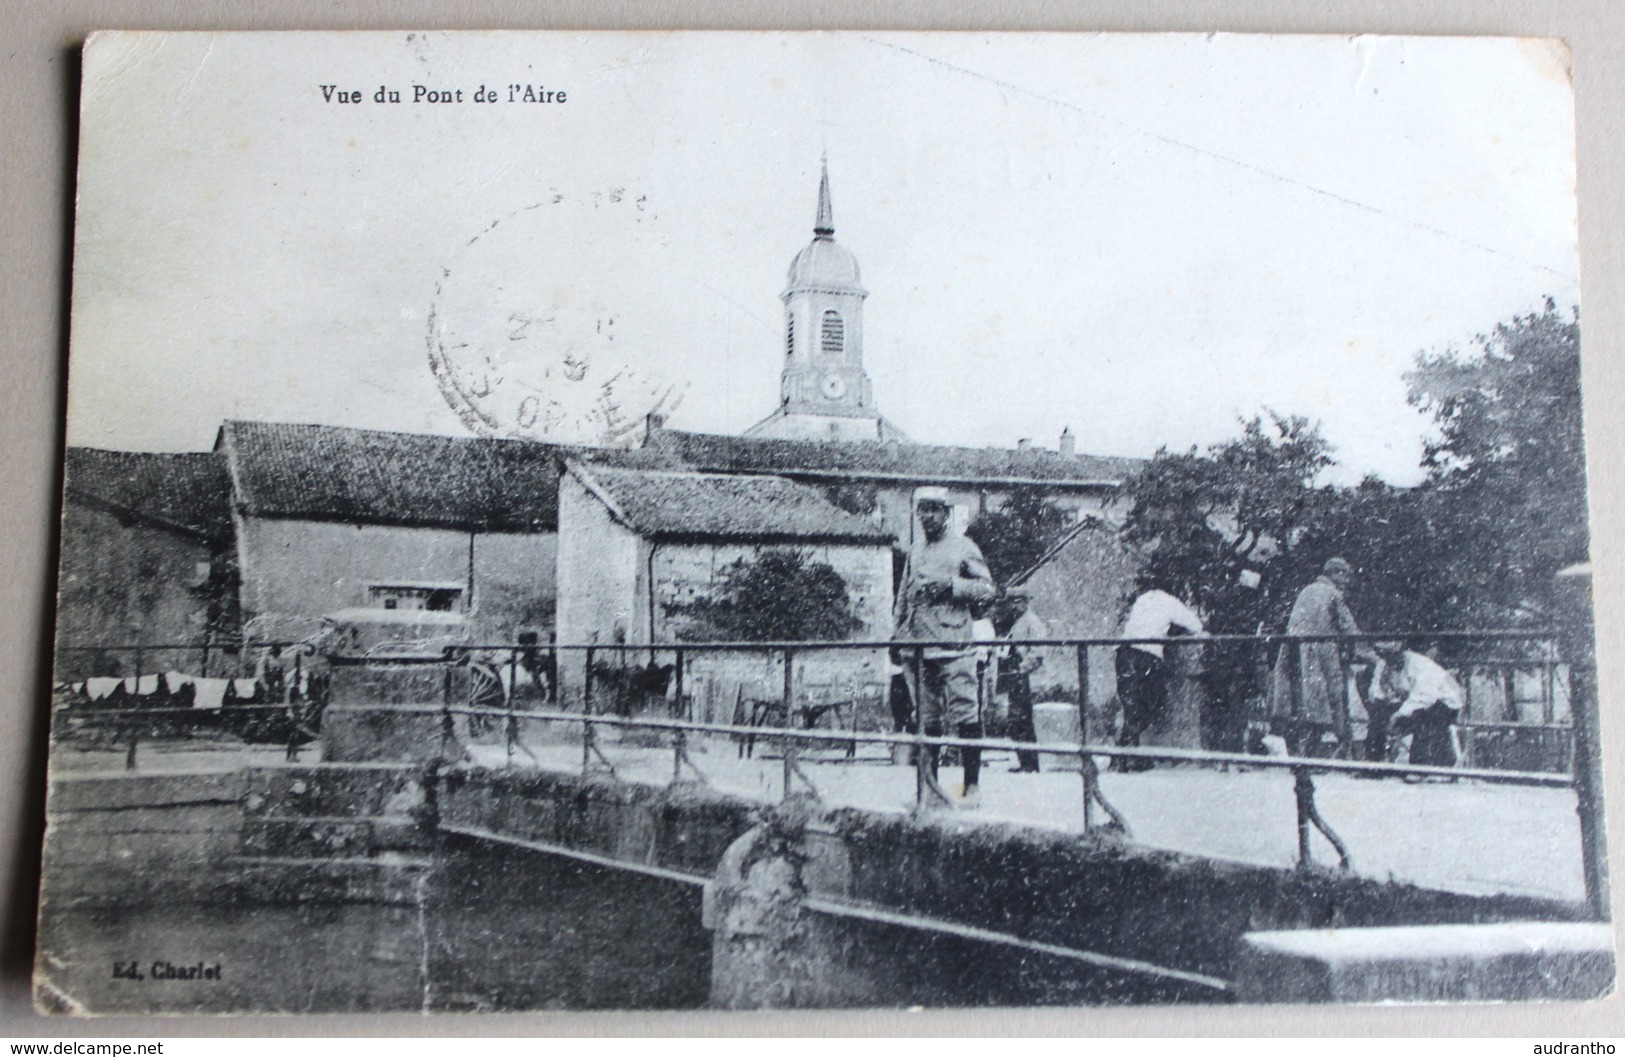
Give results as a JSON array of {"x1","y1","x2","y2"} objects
[{"x1": 35, "y1": 627, "x2": 1615, "y2": 1012}]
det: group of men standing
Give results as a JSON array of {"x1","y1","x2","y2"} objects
[
  {"x1": 1263, "y1": 556, "x2": 1464, "y2": 766},
  {"x1": 1116, "y1": 555, "x2": 1466, "y2": 768},
  {"x1": 892, "y1": 486, "x2": 1466, "y2": 807}
]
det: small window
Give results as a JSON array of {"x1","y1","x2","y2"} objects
[
  {"x1": 368, "y1": 584, "x2": 463, "y2": 611},
  {"x1": 786, "y1": 313, "x2": 795, "y2": 358},
  {"x1": 821, "y1": 310, "x2": 844, "y2": 355}
]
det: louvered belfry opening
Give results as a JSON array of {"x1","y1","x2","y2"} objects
[{"x1": 821, "y1": 309, "x2": 844, "y2": 355}]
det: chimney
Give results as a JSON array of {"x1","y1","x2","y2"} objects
[
  {"x1": 1059, "y1": 426, "x2": 1076, "y2": 457},
  {"x1": 642, "y1": 410, "x2": 667, "y2": 447},
  {"x1": 1016, "y1": 438, "x2": 1032, "y2": 451}
]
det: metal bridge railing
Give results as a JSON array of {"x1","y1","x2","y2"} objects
[
  {"x1": 411, "y1": 631, "x2": 1591, "y2": 899},
  {"x1": 49, "y1": 629, "x2": 1599, "y2": 915}
]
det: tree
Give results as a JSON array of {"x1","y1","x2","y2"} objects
[
  {"x1": 965, "y1": 488, "x2": 1074, "y2": 585},
  {"x1": 1296, "y1": 475, "x2": 1455, "y2": 632},
  {"x1": 1406, "y1": 301, "x2": 1586, "y2": 623},
  {"x1": 1120, "y1": 411, "x2": 1336, "y2": 627},
  {"x1": 1116, "y1": 413, "x2": 1340, "y2": 750},
  {"x1": 663, "y1": 549, "x2": 864, "y2": 642}
]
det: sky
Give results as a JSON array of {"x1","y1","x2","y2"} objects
[{"x1": 65, "y1": 31, "x2": 1579, "y2": 486}]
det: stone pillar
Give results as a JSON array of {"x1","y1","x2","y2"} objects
[
  {"x1": 701, "y1": 801, "x2": 868, "y2": 1009},
  {"x1": 1235, "y1": 922, "x2": 1615, "y2": 1002},
  {"x1": 1147, "y1": 640, "x2": 1206, "y2": 750}
]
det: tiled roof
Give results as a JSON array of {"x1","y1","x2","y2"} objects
[
  {"x1": 571, "y1": 463, "x2": 892, "y2": 543},
  {"x1": 219, "y1": 421, "x2": 573, "y2": 531},
  {"x1": 95, "y1": 418, "x2": 1136, "y2": 537},
  {"x1": 64, "y1": 448, "x2": 233, "y2": 538},
  {"x1": 646, "y1": 429, "x2": 1140, "y2": 486}
]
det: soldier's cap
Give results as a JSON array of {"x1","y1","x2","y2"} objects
[
  {"x1": 914, "y1": 486, "x2": 952, "y2": 508},
  {"x1": 1323, "y1": 557, "x2": 1354, "y2": 577}
]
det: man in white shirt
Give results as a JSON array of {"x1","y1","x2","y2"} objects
[
  {"x1": 1369, "y1": 642, "x2": 1465, "y2": 768},
  {"x1": 1115, "y1": 579, "x2": 1205, "y2": 769}
]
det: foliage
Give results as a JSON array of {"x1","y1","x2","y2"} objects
[
  {"x1": 1118, "y1": 302, "x2": 1587, "y2": 636},
  {"x1": 663, "y1": 548, "x2": 864, "y2": 642},
  {"x1": 1405, "y1": 300, "x2": 1586, "y2": 622},
  {"x1": 965, "y1": 487, "x2": 1074, "y2": 585},
  {"x1": 1109, "y1": 304, "x2": 1584, "y2": 749},
  {"x1": 1120, "y1": 411, "x2": 1335, "y2": 631}
]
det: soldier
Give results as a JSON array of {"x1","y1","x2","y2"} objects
[{"x1": 894, "y1": 488, "x2": 997, "y2": 808}]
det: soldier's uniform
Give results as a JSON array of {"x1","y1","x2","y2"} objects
[{"x1": 893, "y1": 519, "x2": 995, "y2": 734}]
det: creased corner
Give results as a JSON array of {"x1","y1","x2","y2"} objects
[{"x1": 33, "y1": 973, "x2": 91, "y2": 1017}]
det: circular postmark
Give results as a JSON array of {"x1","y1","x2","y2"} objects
[{"x1": 428, "y1": 187, "x2": 686, "y2": 445}]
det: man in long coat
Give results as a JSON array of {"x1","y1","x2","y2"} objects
[{"x1": 1268, "y1": 557, "x2": 1377, "y2": 757}]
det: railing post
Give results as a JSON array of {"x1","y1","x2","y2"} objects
[
  {"x1": 583, "y1": 646, "x2": 596, "y2": 777},
  {"x1": 440, "y1": 654, "x2": 455, "y2": 756},
  {"x1": 132, "y1": 646, "x2": 144, "y2": 696},
  {"x1": 782, "y1": 647, "x2": 796, "y2": 800},
  {"x1": 1077, "y1": 643, "x2": 1092, "y2": 831},
  {"x1": 285, "y1": 650, "x2": 303, "y2": 762},
  {"x1": 1555, "y1": 566, "x2": 1609, "y2": 921},
  {"x1": 913, "y1": 646, "x2": 926, "y2": 808},
  {"x1": 1544, "y1": 658, "x2": 1557, "y2": 726},
  {"x1": 584, "y1": 646, "x2": 596, "y2": 716},
  {"x1": 507, "y1": 647, "x2": 519, "y2": 770},
  {"x1": 125, "y1": 722, "x2": 139, "y2": 771},
  {"x1": 674, "y1": 648, "x2": 686, "y2": 720},
  {"x1": 1293, "y1": 765, "x2": 1313, "y2": 869},
  {"x1": 672, "y1": 647, "x2": 687, "y2": 782}
]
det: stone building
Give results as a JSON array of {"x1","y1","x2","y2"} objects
[
  {"x1": 696, "y1": 161, "x2": 1141, "y2": 564},
  {"x1": 54, "y1": 164, "x2": 1148, "y2": 694},
  {"x1": 217, "y1": 420, "x2": 566, "y2": 641},
  {"x1": 556, "y1": 459, "x2": 895, "y2": 719},
  {"x1": 55, "y1": 448, "x2": 235, "y2": 679},
  {"x1": 1007, "y1": 516, "x2": 1145, "y2": 705},
  {"x1": 645, "y1": 427, "x2": 1137, "y2": 552}
]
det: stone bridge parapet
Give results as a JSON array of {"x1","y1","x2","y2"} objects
[{"x1": 433, "y1": 765, "x2": 1597, "y2": 1006}]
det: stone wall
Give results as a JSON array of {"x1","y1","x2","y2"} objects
[
  {"x1": 54, "y1": 502, "x2": 220, "y2": 679},
  {"x1": 236, "y1": 517, "x2": 557, "y2": 640},
  {"x1": 437, "y1": 767, "x2": 1592, "y2": 1007},
  {"x1": 555, "y1": 472, "x2": 645, "y2": 705}
]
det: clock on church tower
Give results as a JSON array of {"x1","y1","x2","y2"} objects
[{"x1": 745, "y1": 160, "x2": 907, "y2": 444}]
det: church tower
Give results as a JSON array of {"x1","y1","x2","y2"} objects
[{"x1": 745, "y1": 160, "x2": 907, "y2": 443}]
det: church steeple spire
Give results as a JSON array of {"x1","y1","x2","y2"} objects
[
  {"x1": 814, "y1": 156, "x2": 834, "y2": 239},
  {"x1": 744, "y1": 160, "x2": 906, "y2": 443}
]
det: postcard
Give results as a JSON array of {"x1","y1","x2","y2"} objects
[{"x1": 36, "y1": 30, "x2": 1609, "y2": 1013}]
